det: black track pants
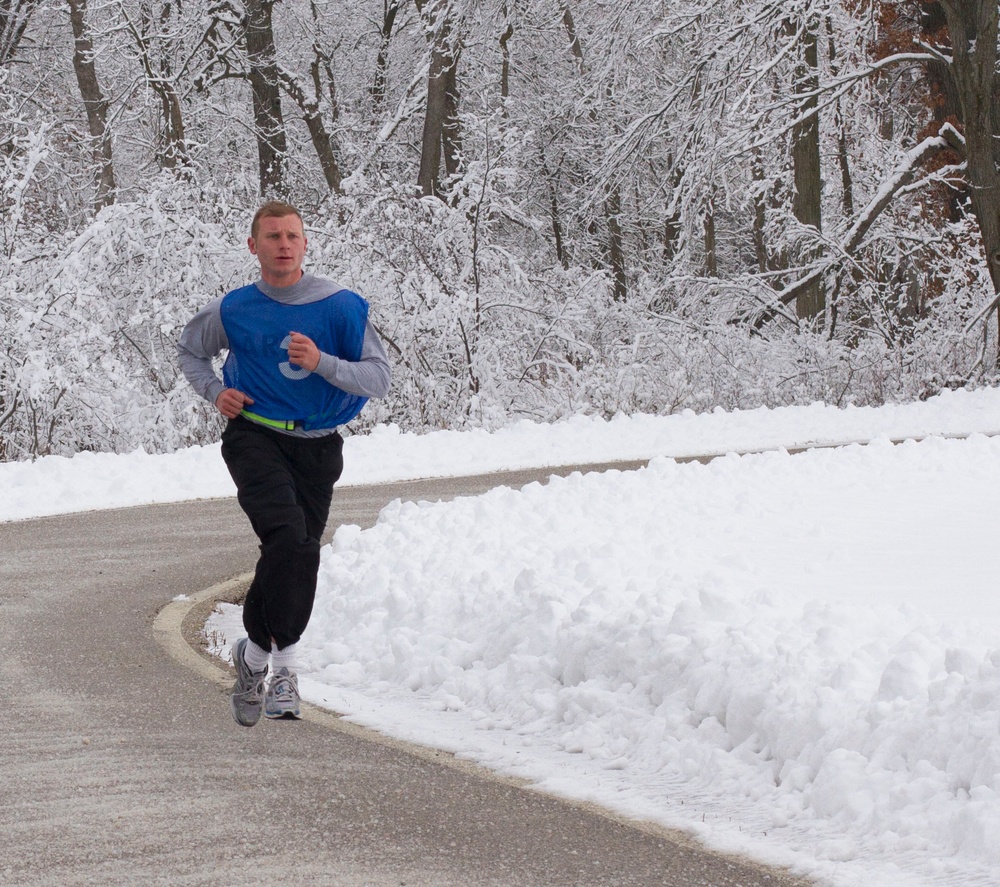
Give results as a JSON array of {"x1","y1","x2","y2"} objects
[{"x1": 221, "y1": 417, "x2": 344, "y2": 651}]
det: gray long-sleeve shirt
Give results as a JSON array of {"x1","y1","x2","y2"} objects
[{"x1": 177, "y1": 274, "x2": 391, "y2": 435}]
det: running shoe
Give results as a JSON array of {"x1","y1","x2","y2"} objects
[
  {"x1": 264, "y1": 667, "x2": 301, "y2": 720},
  {"x1": 229, "y1": 637, "x2": 267, "y2": 727}
]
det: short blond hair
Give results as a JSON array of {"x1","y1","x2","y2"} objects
[{"x1": 251, "y1": 200, "x2": 303, "y2": 239}]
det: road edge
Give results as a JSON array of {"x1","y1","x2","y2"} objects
[
  {"x1": 152, "y1": 575, "x2": 542, "y2": 778},
  {"x1": 153, "y1": 572, "x2": 816, "y2": 884}
]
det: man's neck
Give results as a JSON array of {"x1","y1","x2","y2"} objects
[{"x1": 260, "y1": 269, "x2": 305, "y2": 288}]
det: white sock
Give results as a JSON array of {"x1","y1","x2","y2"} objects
[
  {"x1": 270, "y1": 642, "x2": 298, "y2": 673},
  {"x1": 242, "y1": 639, "x2": 271, "y2": 673}
]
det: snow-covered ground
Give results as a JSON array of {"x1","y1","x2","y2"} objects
[{"x1": 6, "y1": 387, "x2": 1000, "y2": 886}]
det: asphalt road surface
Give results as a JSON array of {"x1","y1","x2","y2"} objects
[{"x1": 0, "y1": 463, "x2": 815, "y2": 887}]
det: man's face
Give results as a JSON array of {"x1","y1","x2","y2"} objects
[{"x1": 248, "y1": 213, "x2": 308, "y2": 287}]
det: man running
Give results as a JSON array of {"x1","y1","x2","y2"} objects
[{"x1": 177, "y1": 201, "x2": 391, "y2": 726}]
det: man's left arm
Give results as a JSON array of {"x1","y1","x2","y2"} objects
[{"x1": 289, "y1": 322, "x2": 391, "y2": 398}]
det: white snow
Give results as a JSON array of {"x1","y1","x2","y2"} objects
[{"x1": 7, "y1": 386, "x2": 1000, "y2": 886}]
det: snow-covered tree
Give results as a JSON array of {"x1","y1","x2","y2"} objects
[{"x1": 2, "y1": 0, "x2": 1000, "y2": 460}]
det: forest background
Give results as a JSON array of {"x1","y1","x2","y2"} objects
[{"x1": 2, "y1": 0, "x2": 1000, "y2": 460}]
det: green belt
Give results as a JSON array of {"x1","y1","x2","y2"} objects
[{"x1": 240, "y1": 409, "x2": 300, "y2": 431}]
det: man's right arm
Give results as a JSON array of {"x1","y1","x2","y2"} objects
[{"x1": 176, "y1": 297, "x2": 229, "y2": 406}]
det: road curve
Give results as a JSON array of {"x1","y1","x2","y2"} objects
[{"x1": 0, "y1": 463, "x2": 814, "y2": 887}]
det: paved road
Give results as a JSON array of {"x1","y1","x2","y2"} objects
[{"x1": 0, "y1": 464, "x2": 814, "y2": 887}]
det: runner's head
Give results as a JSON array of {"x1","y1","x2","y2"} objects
[{"x1": 250, "y1": 201, "x2": 303, "y2": 240}]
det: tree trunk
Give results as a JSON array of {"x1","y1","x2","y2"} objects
[
  {"x1": 158, "y1": 88, "x2": 189, "y2": 170},
  {"x1": 441, "y1": 59, "x2": 462, "y2": 179},
  {"x1": 416, "y1": 42, "x2": 449, "y2": 196},
  {"x1": 244, "y1": 0, "x2": 287, "y2": 196},
  {"x1": 703, "y1": 192, "x2": 718, "y2": 277},
  {"x1": 606, "y1": 187, "x2": 627, "y2": 300},
  {"x1": 67, "y1": 0, "x2": 116, "y2": 211},
  {"x1": 415, "y1": 0, "x2": 461, "y2": 198},
  {"x1": 826, "y1": 15, "x2": 853, "y2": 219},
  {"x1": 937, "y1": 0, "x2": 1000, "y2": 357},
  {"x1": 941, "y1": 0, "x2": 1000, "y2": 365},
  {"x1": 751, "y1": 149, "x2": 771, "y2": 273},
  {"x1": 791, "y1": 16, "x2": 823, "y2": 320},
  {"x1": 539, "y1": 147, "x2": 568, "y2": 268},
  {"x1": 303, "y1": 107, "x2": 343, "y2": 193},
  {"x1": 662, "y1": 156, "x2": 683, "y2": 263},
  {"x1": 499, "y1": 7, "x2": 513, "y2": 107},
  {"x1": 939, "y1": 1, "x2": 1000, "y2": 281},
  {"x1": 561, "y1": 1, "x2": 628, "y2": 298},
  {"x1": 918, "y1": 1, "x2": 966, "y2": 221},
  {"x1": 132, "y1": 2, "x2": 190, "y2": 171},
  {"x1": 370, "y1": 0, "x2": 401, "y2": 117},
  {"x1": 277, "y1": 63, "x2": 343, "y2": 193},
  {"x1": 560, "y1": 0, "x2": 584, "y2": 73},
  {"x1": 1, "y1": 0, "x2": 37, "y2": 65}
]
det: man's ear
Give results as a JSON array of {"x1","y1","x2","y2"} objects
[{"x1": 247, "y1": 236, "x2": 257, "y2": 255}]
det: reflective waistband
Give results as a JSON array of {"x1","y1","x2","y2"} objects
[{"x1": 239, "y1": 409, "x2": 300, "y2": 431}]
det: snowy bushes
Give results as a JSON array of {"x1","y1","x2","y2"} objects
[
  {"x1": 0, "y1": 174, "x2": 995, "y2": 460},
  {"x1": 0, "y1": 180, "x2": 247, "y2": 458}
]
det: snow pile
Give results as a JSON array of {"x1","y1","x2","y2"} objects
[{"x1": 266, "y1": 433, "x2": 1000, "y2": 887}]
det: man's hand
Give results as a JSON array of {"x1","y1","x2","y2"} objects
[
  {"x1": 287, "y1": 332, "x2": 321, "y2": 372},
  {"x1": 215, "y1": 388, "x2": 254, "y2": 419}
]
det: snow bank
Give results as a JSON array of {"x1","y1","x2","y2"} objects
[
  {"x1": 4, "y1": 385, "x2": 1000, "y2": 522},
  {"x1": 277, "y1": 433, "x2": 1000, "y2": 887}
]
